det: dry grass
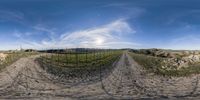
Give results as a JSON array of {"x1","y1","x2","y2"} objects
[
  {"x1": 37, "y1": 51, "x2": 122, "y2": 78},
  {"x1": 129, "y1": 52, "x2": 200, "y2": 76},
  {"x1": 0, "y1": 52, "x2": 38, "y2": 71}
]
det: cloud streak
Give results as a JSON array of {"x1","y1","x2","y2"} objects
[
  {"x1": 59, "y1": 19, "x2": 136, "y2": 48},
  {"x1": 0, "y1": 10, "x2": 24, "y2": 22},
  {"x1": 163, "y1": 35, "x2": 200, "y2": 50},
  {"x1": 15, "y1": 19, "x2": 139, "y2": 49}
]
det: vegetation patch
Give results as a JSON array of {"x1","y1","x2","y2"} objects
[
  {"x1": 129, "y1": 52, "x2": 200, "y2": 76},
  {"x1": 37, "y1": 50, "x2": 122, "y2": 81},
  {"x1": 0, "y1": 52, "x2": 38, "y2": 71}
]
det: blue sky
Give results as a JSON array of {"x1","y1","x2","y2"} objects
[{"x1": 0, "y1": 0, "x2": 200, "y2": 50}]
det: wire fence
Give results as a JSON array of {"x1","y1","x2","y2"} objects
[
  {"x1": 37, "y1": 48, "x2": 122, "y2": 86},
  {"x1": 1, "y1": 49, "x2": 200, "y2": 99}
]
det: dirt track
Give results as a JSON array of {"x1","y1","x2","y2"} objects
[{"x1": 1, "y1": 52, "x2": 200, "y2": 99}]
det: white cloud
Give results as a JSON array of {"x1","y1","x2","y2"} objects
[
  {"x1": 163, "y1": 35, "x2": 200, "y2": 50},
  {"x1": 13, "y1": 30, "x2": 22, "y2": 38},
  {"x1": 0, "y1": 10, "x2": 24, "y2": 23},
  {"x1": 33, "y1": 25, "x2": 55, "y2": 35},
  {"x1": 6, "y1": 19, "x2": 140, "y2": 50},
  {"x1": 57, "y1": 19, "x2": 138, "y2": 48},
  {"x1": 13, "y1": 30, "x2": 34, "y2": 38}
]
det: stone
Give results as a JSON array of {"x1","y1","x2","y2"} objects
[
  {"x1": 194, "y1": 51, "x2": 199, "y2": 55},
  {"x1": 183, "y1": 51, "x2": 190, "y2": 56},
  {"x1": 0, "y1": 53, "x2": 7, "y2": 62}
]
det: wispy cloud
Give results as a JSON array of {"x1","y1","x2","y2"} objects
[
  {"x1": 101, "y1": 3, "x2": 146, "y2": 20},
  {"x1": 0, "y1": 10, "x2": 24, "y2": 22},
  {"x1": 16, "y1": 19, "x2": 140, "y2": 49},
  {"x1": 58, "y1": 19, "x2": 137, "y2": 48},
  {"x1": 12, "y1": 30, "x2": 36, "y2": 38},
  {"x1": 33, "y1": 25, "x2": 55, "y2": 35},
  {"x1": 163, "y1": 35, "x2": 200, "y2": 50},
  {"x1": 166, "y1": 9, "x2": 200, "y2": 25},
  {"x1": 13, "y1": 30, "x2": 22, "y2": 38},
  {"x1": 101, "y1": 3, "x2": 130, "y2": 8}
]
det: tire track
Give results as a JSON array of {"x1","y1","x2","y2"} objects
[{"x1": 1, "y1": 52, "x2": 200, "y2": 99}]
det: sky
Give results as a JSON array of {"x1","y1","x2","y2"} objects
[{"x1": 0, "y1": 0, "x2": 200, "y2": 50}]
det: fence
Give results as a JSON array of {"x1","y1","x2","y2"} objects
[{"x1": 37, "y1": 48, "x2": 122, "y2": 86}]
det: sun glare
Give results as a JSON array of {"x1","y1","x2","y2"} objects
[{"x1": 95, "y1": 38, "x2": 104, "y2": 45}]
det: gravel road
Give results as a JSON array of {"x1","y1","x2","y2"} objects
[{"x1": 0, "y1": 52, "x2": 200, "y2": 100}]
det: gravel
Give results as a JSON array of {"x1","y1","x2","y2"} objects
[{"x1": 0, "y1": 52, "x2": 200, "y2": 99}]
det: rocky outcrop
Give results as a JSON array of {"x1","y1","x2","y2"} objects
[
  {"x1": 130, "y1": 49, "x2": 200, "y2": 58},
  {"x1": 130, "y1": 49, "x2": 200, "y2": 70},
  {"x1": 162, "y1": 54, "x2": 200, "y2": 70},
  {"x1": 0, "y1": 53, "x2": 7, "y2": 64}
]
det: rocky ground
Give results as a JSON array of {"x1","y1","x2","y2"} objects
[
  {"x1": 0, "y1": 53, "x2": 7, "y2": 63},
  {"x1": 130, "y1": 49, "x2": 200, "y2": 70},
  {"x1": 0, "y1": 52, "x2": 200, "y2": 99}
]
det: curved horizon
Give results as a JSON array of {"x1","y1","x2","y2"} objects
[{"x1": 0, "y1": 0, "x2": 200, "y2": 50}]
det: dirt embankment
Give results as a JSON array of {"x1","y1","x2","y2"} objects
[{"x1": 1, "y1": 52, "x2": 200, "y2": 99}]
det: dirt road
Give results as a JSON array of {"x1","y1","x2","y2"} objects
[{"x1": 0, "y1": 52, "x2": 200, "y2": 99}]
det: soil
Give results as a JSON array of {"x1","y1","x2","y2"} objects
[{"x1": 0, "y1": 52, "x2": 200, "y2": 100}]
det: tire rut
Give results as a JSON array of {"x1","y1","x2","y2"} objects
[{"x1": 1, "y1": 53, "x2": 200, "y2": 99}]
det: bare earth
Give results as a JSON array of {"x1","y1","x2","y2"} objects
[{"x1": 0, "y1": 52, "x2": 200, "y2": 100}]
